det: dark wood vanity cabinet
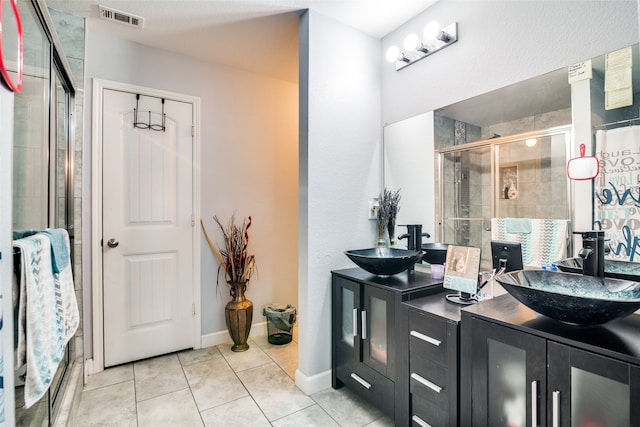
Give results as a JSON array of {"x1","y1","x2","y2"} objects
[
  {"x1": 331, "y1": 268, "x2": 442, "y2": 426},
  {"x1": 404, "y1": 292, "x2": 462, "y2": 427},
  {"x1": 332, "y1": 275, "x2": 395, "y2": 417},
  {"x1": 461, "y1": 296, "x2": 640, "y2": 427}
]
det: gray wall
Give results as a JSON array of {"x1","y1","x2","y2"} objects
[
  {"x1": 298, "y1": 10, "x2": 382, "y2": 391},
  {"x1": 83, "y1": 27, "x2": 298, "y2": 357}
]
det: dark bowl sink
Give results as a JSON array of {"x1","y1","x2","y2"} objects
[
  {"x1": 495, "y1": 270, "x2": 640, "y2": 326},
  {"x1": 421, "y1": 243, "x2": 450, "y2": 265},
  {"x1": 345, "y1": 248, "x2": 424, "y2": 276},
  {"x1": 555, "y1": 257, "x2": 640, "y2": 281}
]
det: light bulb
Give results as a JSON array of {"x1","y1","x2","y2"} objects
[
  {"x1": 525, "y1": 138, "x2": 537, "y2": 147},
  {"x1": 385, "y1": 45, "x2": 400, "y2": 63},
  {"x1": 423, "y1": 21, "x2": 441, "y2": 40},
  {"x1": 403, "y1": 33, "x2": 419, "y2": 51}
]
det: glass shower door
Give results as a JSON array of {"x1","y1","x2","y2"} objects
[
  {"x1": 441, "y1": 146, "x2": 493, "y2": 267},
  {"x1": 438, "y1": 128, "x2": 571, "y2": 269}
]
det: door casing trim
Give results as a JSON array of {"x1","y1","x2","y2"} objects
[{"x1": 90, "y1": 78, "x2": 202, "y2": 374}]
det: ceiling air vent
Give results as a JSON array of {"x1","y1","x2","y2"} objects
[{"x1": 98, "y1": 5, "x2": 145, "y2": 29}]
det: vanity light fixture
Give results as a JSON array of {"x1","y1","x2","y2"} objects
[
  {"x1": 525, "y1": 138, "x2": 537, "y2": 147},
  {"x1": 386, "y1": 21, "x2": 458, "y2": 71}
]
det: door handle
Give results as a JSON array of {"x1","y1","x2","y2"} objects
[
  {"x1": 352, "y1": 308, "x2": 358, "y2": 337},
  {"x1": 552, "y1": 390, "x2": 561, "y2": 427},
  {"x1": 361, "y1": 311, "x2": 367, "y2": 340},
  {"x1": 531, "y1": 380, "x2": 538, "y2": 427},
  {"x1": 107, "y1": 238, "x2": 119, "y2": 248}
]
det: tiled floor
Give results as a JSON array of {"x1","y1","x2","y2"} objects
[{"x1": 75, "y1": 334, "x2": 393, "y2": 426}]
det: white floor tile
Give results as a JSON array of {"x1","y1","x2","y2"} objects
[
  {"x1": 200, "y1": 396, "x2": 271, "y2": 427},
  {"x1": 217, "y1": 338, "x2": 273, "y2": 372},
  {"x1": 183, "y1": 357, "x2": 249, "y2": 411},
  {"x1": 236, "y1": 362, "x2": 314, "y2": 421},
  {"x1": 137, "y1": 388, "x2": 203, "y2": 427},
  {"x1": 271, "y1": 404, "x2": 340, "y2": 427},
  {"x1": 134, "y1": 354, "x2": 189, "y2": 401},
  {"x1": 178, "y1": 345, "x2": 222, "y2": 366},
  {"x1": 74, "y1": 333, "x2": 382, "y2": 427},
  {"x1": 76, "y1": 380, "x2": 137, "y2": 426},
  {"x1": 83, "y1": 363, "x2": 134, "y2": 391},
  {"x1": 311, "y1": 387, "x2": 384, "y2": 427}
]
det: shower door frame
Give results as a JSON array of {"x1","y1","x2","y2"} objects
[{"x1": 436, "y1": 125, "x2": 573, "y2": 260}]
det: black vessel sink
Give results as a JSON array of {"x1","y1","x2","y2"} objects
[
  {"x1": 421, "y1": 243, "x2": 449, "y2": 265},
  {"x1": 495, "y1": 270, "x2": 640, "y2": 326},
  {"x1": 345, "y1": 248, "x2": 423, "y2": 276},
  {"x1": 555, "y1": 257, "x2": 640, "y2": 281}
]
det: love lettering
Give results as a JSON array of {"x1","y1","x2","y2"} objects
[{"x1": 595, "y1": 182, "x2": 640, "y2": 208}]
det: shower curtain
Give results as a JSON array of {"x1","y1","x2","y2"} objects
[{"x1": 594, "y1": 125, "x2": 640, "y2": 262}]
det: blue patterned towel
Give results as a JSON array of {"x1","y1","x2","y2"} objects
[
  {"x1": 13, "y1": 232, "x2": 79, "y2": 409},
  {"x1": 40, "y1": 229, "x2": 69, "y2": 274},
  {"x1": 492, "y1": 218, "x2": 569, "y2": 267},
  {"x1": 505, "y1": 218, "x2": 532, "y2": 234}
]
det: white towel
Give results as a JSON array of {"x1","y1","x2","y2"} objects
[{"x1": 13, "y1": 231, "x2": 79, "y2": 409}]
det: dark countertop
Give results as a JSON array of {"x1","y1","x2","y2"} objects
[
  {"x1": 332, "y1": 267, "x2": 443, "y2": 294},
  {"x1": 463, "y1": 293, "x2": 640, "y2": 365},
  {"x1": 403, "y1": 290, "x2": 464, "y2": 324}
]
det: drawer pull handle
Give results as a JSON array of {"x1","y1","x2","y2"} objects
[
  {"x1": 411, "y1": 373, "x2": 442, "y2": 393},
  {"x1": 350, "y1": 373, "x2": 372, "y2": 389},
  {"x1": 412, "y1": 415, "x2": 432, "y2": 427},
  {"x1": 410, "y1": 330, "x2": 441, "y2": 347}
]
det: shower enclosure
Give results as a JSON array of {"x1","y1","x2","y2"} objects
[
  {"x1": 437, "y1": 126, "x2": 572, "y2": 269},
  {"x1": 8, "y1": 0, "x2": 77, "y2": 425}
]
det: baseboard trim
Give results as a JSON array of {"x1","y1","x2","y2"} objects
[
  {"x1": 84, "y1": 358, "x2": 95, "y2": 382},
  {"x1": 200, "y1": 321, "x2": 267, "y2": 348},
  {"x1": 295, "y1": 368, "x2": 331, "y2": 395}
]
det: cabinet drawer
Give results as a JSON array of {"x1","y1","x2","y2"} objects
[
  {"x1": 411, "y1": 394, "x2": 447, "y2": 427},
  {"x1": 410, "y1": 370, "x2": 447, "y2": 407},
  {"x1": 410, "y1": 350, "x2": 448, "y2": 398},
  {"x1": 337, "y1": 362, "x2": 395, "y2": 418},
  {"x1": 409, "y1": 311, "x2": 447, "y2": 365}
]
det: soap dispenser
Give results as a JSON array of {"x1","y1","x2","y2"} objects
[{"x1": 508, "y1": 180, "x2": 518, "y2": 199}]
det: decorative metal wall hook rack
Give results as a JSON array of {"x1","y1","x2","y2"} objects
[{"x1": 133, "y1": 94, "x2": 166, "y2": 131}]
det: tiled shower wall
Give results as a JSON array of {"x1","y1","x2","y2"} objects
[{"x1": 434, "y1": 108, "x2": 571, "y2": 266}]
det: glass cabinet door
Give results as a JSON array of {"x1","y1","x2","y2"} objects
[
  {"x1": 340, "y1": 285, "x2": 356, "y2": 348},
  {"x1": 548, "y1": 341, "x2": 640, "y2": 427},
  {"x1": 470, "y1": 318, "x2": 546, "y2": 427},
  {"x1": 363, "y1": 285, "x2": 394, "y2": 378}
]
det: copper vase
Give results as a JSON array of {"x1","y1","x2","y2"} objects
[{"x1": 225, "y1": 282, "x2": 253, "y2": 352}]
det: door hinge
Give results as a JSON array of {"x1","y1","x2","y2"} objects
[
  {"x1": 191, "y1": 125, "x2": 195, "y2": 137},
  {"x1": 191, "y1": 215, "x2": 195, "y2": 227},
  {"x1": 192, "y1": 304, "x2": 196, "y2": 316}
]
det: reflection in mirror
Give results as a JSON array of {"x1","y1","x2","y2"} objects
[
  {"x1": 383, "y1": 111, "x2": 436, "y2": 245},
  {"x1": 12, "y1": 1, "x2": 51, "y2": 230},
  {"x1": 385, "y1": 44, "x2": 640, "y2": 273},
  {"x1": 592, "y1": 45, "x2": 640, "y2": 265}
]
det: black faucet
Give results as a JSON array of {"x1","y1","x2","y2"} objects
[
  {"x1": 398, "y1": 224, "x2": 431, "y2": 251},
  {"x1": 398, "y1": 224, "x2": 430, "y2": 271},
  {"x1": 577, "y1": 231, "x2": 604, "y2": 277}
]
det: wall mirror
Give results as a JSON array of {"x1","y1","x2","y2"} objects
[{"x1": 384, "y1": 44, "x2": 640, "y2": 272}]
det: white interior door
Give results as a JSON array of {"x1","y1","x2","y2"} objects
[{"x1": 102, "y1": 89, "x2": 194, "y2": 367}]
